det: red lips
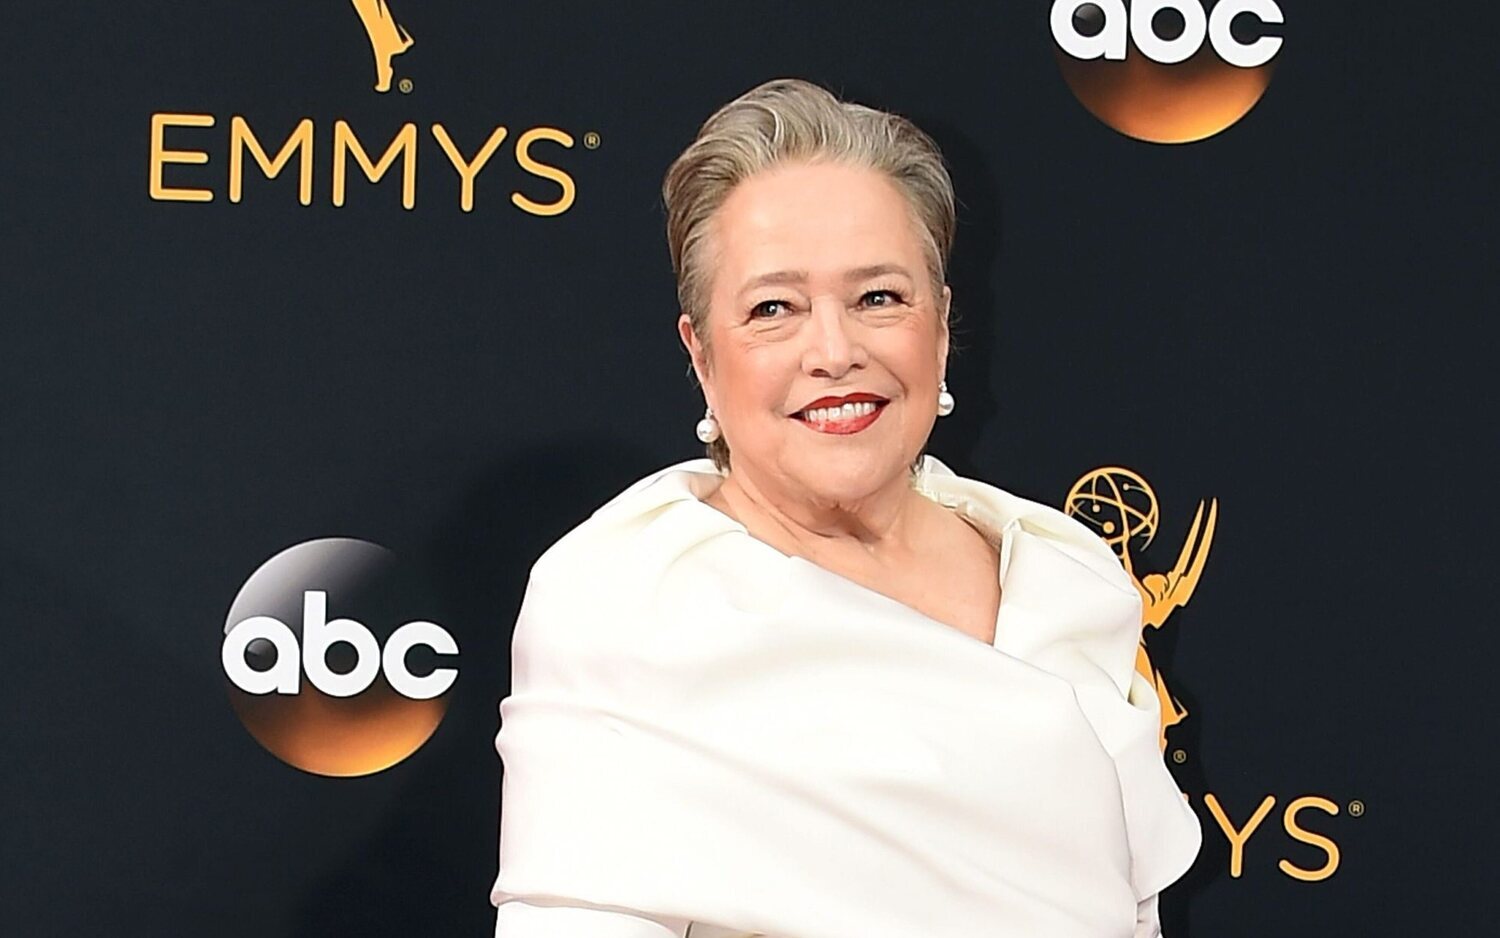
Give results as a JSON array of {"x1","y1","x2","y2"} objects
[{"x1": 793, "y1": 392, "x2": 888, "y2": 415}]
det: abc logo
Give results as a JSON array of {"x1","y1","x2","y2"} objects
[
  {"x1": 221, "y1": 538, "x2": 458, "y2": 777},
  {"x1": 1050, "y1": 0, "x2": 1284, "y2": 143}
]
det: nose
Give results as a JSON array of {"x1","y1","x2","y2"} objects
[{"x1": 802, "y1": 298, "x2": 867, "y2": 378}]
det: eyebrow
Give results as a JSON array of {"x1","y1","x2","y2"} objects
[{"x1": 738, "y1": 263, "x2": 914, "y2": 293}]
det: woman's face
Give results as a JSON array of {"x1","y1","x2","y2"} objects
[{"x1": 679, "y1": 160, "x2": 951, "y2": 508}]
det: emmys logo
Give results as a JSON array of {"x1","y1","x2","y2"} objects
[
  {"x1": 1065, "y1": 468, "x2": 1362, "y2": 883},
  {"x1": 1065, "y1": 467, "x2": 1216, "y2": 750},
  {"x1": 220, "y1": 538, "x2": 458, "y2": 777},
  {"x1": 1050, "y1": 0, "x2": 1284, "y2": 143},
  {"x1": 145, "y1": 4, "x2": 592, "y2": 212},
  {"x1": 351, "y1": 1, "x2": 414, "y2": 93}
]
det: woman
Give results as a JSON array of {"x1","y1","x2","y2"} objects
[{"x1": 490, "y1": 78, "x2": 1202, "y2": 938}]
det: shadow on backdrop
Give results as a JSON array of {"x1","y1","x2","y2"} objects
[
  {"x1": 289, "y1": 440, "x2": 657, "y2": 938},
  {"x1": 910, "y1": 114, "x2": 1003, "y2": 480}
]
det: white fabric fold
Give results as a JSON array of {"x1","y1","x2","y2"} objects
[{"x1": 492, "y1": 456, "x2": 1201, "y2": 937}]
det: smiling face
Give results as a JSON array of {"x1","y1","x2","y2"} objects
[{"x1": 678, "y1": 160, "x2": 951, "y2": 508}]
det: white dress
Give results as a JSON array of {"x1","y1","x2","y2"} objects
[{"x1": 491, "y1": 456, "x2": 1202, "y2": 937}]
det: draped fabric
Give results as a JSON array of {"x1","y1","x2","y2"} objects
[{"x1": 491, "y1": 456, "x2": 1202, "y2": 938}]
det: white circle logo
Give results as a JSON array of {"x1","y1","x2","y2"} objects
[
  {"x1": 220, "y1": 538, "x2": 458, "y2": 776},
  {"x1": 1051, "y1": 0, "x2": 1284, "y2": 143}
]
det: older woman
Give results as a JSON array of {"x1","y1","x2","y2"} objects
[{"x1": 490, "y1": 79, "x2": 1201, "y2": 938}]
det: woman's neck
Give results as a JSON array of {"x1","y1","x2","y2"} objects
[{"x1": 709, "y1": 465, "x2": 927, "y2": 563}]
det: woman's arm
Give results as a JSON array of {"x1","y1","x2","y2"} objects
[{"x1": 495, "y1": 897, "x2": 691, "y2": 937}]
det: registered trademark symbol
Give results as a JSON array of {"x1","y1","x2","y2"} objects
[
  {"x1": 1171, "y1": 748, "x2": 1188, "y2": 764},
  {"x1": 1348, "y1": 799, "x2": 1365, "y2": 817},
  {"x1": 583, "y1": 131, "x2": 601, "y2": 149},
  {"x1": 398, "y1": 78, "x2": 414, "y2": 94}
]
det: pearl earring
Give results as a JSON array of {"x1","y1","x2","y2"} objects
[
  {"x1": 695, "y1": 406, "x2": 722, "y2": 443},
  {"x1": 937, "y1": 380, "x2": 955, "y2": 417}
]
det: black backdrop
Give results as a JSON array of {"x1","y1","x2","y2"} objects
[{"x1": 4, "y1": 2, "x2": 1494, "y2": 935}]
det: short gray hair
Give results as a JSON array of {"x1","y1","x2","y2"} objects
[{"x1": 662, "y1": 78, "x2": 957, "y2": 470}]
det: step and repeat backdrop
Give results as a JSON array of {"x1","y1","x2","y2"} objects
[{"x1": 4, "y1": 2, "x2": 1491, "y2": 936}]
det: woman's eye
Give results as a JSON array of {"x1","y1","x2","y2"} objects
[
  {"x1": 751, "y1": 300, "x2": 789, "y2": 318},
  {"x1": 862, "y1": 289, "x2": 903, "y2": 307}
]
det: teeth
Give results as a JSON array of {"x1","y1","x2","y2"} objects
[{"x1": 803, "y1": 401, "x2": 878, "y2": 422}]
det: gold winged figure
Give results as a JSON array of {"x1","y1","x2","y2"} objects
[
  {"x1": 351, "y1": 0, "x2": 414, "y2": 92},
  {"x1": 1065, "y1": 469, "x2": 1217, "y2": 751}
]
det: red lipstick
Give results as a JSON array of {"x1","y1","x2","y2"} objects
[
  {"x1": 791, "y1": 392, "x2": 889, "y2": 435},
  {"x1": 794, "y1": 392, "x2": 889, "y2": 412}
]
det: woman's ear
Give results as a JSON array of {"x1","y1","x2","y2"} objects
[
  {"x1": 677, "y1": 313, "x2": 713, "y2": 403},
  {"x1": 937, "y1": 285, "x2": 953, "y2": 371}
]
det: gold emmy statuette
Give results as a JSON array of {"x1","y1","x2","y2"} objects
[
  {"x1": 1066, "y1": 468, "x2": 1217, "y2": 751},
  {"x1": 350, "y1": 0, "x2": 413, "y2": 92}
]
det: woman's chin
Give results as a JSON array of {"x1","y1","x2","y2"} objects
[{"x1": 784, "y1": 451, "x2": 909, "y2": 503}]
